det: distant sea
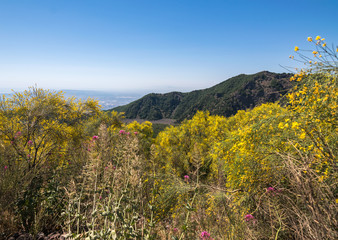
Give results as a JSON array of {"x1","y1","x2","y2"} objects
[{"x1": 0, "y1": 89, "x2": 144, "y2": 110}]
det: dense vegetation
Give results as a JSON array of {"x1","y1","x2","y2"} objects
[
  {"x1": 0, "y1": 37, "x2": 337, "y2": 239},
  {"x1": 112, "y1": 71, "x2": 293, "y2": 121}
]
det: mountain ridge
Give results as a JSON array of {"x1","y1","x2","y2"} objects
[{"x1": 111, "y1": 71, "x2": 293, "y2": 121}]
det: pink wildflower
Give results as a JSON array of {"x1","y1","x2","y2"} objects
[
  {"x1": 92, "y1": 135, "x2": 99, "y2": 140},
  {"x1": 27, "y1": 140, "x2": 33, "y2": 145},
  {"x1": 267, "y1": 187, "x2": 279, "y2": 195},
  {"x1": 119, "y1": 130, "x2": 126, "y2": 135},
  {"x1": 127, "y1": 132, "x2": 130, "y2": 135},
  {"x1": 173, "y1": 227, "x2": 178, "y2": 232},
  {"x1": 134, "y1": 131, "x2": 138, "y2": 135},
  {"x1": 184, "y1": 175, "x2": 190, "y2": 184},
  {"x1": 200, "y1": 231, "x2": 211, "y2": 239},
  {"x1": 4, "y1": 166, "x2": 8, "y2": 170},
  {"x1": 245, "y1": 214, "x2": 255, "y2": 222},
  {"x1": 16, "y1": 131, "x2": 21, "y2": 136}
]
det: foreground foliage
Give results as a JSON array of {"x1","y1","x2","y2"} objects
[{"x1": 0, "y1": 37, "x2": 337, "y2": 239}]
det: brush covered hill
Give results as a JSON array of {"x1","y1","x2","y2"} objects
[{"x1": 112, "y1": 71, "x2": 293, "y2": 121}]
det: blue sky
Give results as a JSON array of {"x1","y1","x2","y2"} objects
[{"x1": 0, "y1": 0, "x2": 337, "y2": 92}]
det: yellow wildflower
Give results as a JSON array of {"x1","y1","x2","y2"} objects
[
  {"x1": 318, "y1": 176, "x2": 324, "y2": 182},
  {"x1": 278, "y1": 122, "x2": 284, "y2": 129},
  {"x1": 294, "y1": 46, "x2": 299, "y2": 51},
  {"x1": 307, "y1": 37, "x2": 313, "y2": 42},
  {"x1": 315, "y1": 36, "x2": 321, "y2": 41},
  {"x1": 312, "y1": 51, "x2": 318, "y2": 55},
  {"x1": 291, "y1": 122, "x2": 300, "y2": 129},
  {"x1": 322, "y1": 43, "x2": 326, "y2": 47}
]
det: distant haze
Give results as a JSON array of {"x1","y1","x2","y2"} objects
[
  {"x1": 0, "y1": 89, "x2": 145, "y2": 110},
  {"x1": 61, "y1": 89, "x2": 145, "y2": 110}
]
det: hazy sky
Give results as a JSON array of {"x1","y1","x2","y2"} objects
[{"x1": 1, "y1": 0, "x2": 337, "y2": 92}]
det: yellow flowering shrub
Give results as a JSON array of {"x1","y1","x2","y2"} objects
[
  {"x1": 286, "y1": 72, "x2": 337, "y2": 181},
  {"x1": 0, "y1": 87, "x2": 101, "y2": 170},
  {"x1": 154, "y1": 111, "x2": 227, "y2": 181}
]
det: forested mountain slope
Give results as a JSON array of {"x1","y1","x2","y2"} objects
[{"x1": 112, "y1": 71, "x2": 293, "y2": 121}]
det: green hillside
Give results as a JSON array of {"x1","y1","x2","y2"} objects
[
  {"x1": 113, "y1": 91, "x2": 185, "y2": 120},
  {"x1": 112, "y1": 71, "x2": 293, "y2": 121}
]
